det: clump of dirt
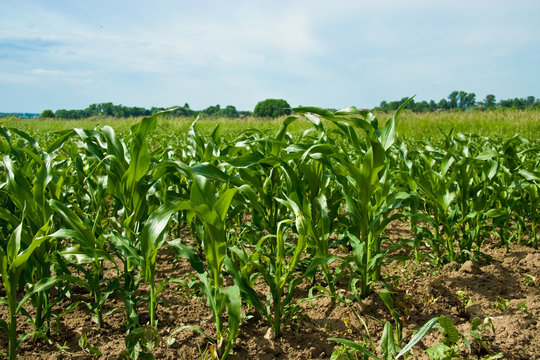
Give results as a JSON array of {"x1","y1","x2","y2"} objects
[{"x1": 0, "y1": 226, "x2": 538, "y2": 359}]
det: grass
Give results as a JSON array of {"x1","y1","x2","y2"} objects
[{"x1": 4, "y1": 108, "x2": 540, "y2": 142}]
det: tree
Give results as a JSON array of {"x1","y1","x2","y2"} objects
[
  {"x1": 39, "y1": 109, "x2": 55, "y2": 118},
  {"x1": 253, "y1": 99, "x2": 291, "y2": 117},
  {"x1": 215, "y1": 105, "x2": 239, "y2": 118},
  {"x1": 448, "y1": 91, "x2": 459, "y2": 109},
  {"x1": 458, "y1": 91, "x2": 468, "y2": 108},
  {"x1": 438, "y1": 98, "x2": 449, "y2": 110},
  {"x1": 512, "y1": 98, "x2": 526, "y2": 109},
  {"x1": 484, "y1": 94, "x2": 496, "y2": 108},
  {"x1": 102, "y1": 102, "x2": 114, "y2": 116},
  {"x1": 201, "y1": 104, "x2": 221, "y2": 116},
  {"x1": 464, "y1": 92, "x2": 476, "y2": 108}
]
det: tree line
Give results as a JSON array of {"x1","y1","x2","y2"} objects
[
  {"x1": 40, "y1": 99, "x2": 291, "y2": 119},
  {"x1": 375, "y1": 91, "x2": 540, "y2": 113},
  {"x1": 38, "y1": 93, "x2": 539, "y2": 119}
]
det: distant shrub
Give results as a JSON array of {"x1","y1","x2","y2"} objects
[
  {"x1": 40, "y1": 109, "x2": 55, "y2": 118},
  {"x1": 215, "y1": 105, "x2": 239, "y2": 118},
  {"x1": 253, "y1": 99, "x2": 291, "y2": 118}
]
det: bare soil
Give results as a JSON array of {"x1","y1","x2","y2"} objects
[{"x1": 1, "y1": 222, "x2": 539, "y2": 359}]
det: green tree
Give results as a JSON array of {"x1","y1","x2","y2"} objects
[
  {"x1": 39, "y1": 109, "x2": 54, "y2": 118},
  {"x1": 438, "y1": 98, "x2": 449, "y2": 109},
  {"x1": 464, "y1": 92, "x2": 476, "y2": 108},
  {"x1": 484, "y1": 94, "x2": 496, "y2": 108},
  {"x1": 102, "y1": 102, "x2": 114, "y2": 116},
  {"x1": 215, "y1": 105, "x2": 239, "y2": 118},
  {"x1": 202, "y1": 104, "x2": 221, "y2": 116},
  {"x1": 253, "y1": 99, "x2": 291, "y2": 117},
  {"x1": 512, "y1": 98, "x2": 526, "y2": 109},
  {"x1": 458, "y1": 91, "x2": 468, "y2": 108},
  {"x1": 448, "y1": 91, "x2": 459, "y2": 109}
]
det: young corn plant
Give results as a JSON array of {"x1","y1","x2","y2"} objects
[
  {"x1": 73, "y1": 113, "x2": 166, "y2": 330},
  {"x1": 49, "y1": 199, "x2": 116, "y2": 328},
  {"x1": 0, "y1": 127, "x2": 67, "y2": 342},
  {"x1": 229, "y1": 192, "x2": 310, "y2": 338},
  {"x1": 329, "y1": 316, "x2": 439, "y2": 360},
  {"x1": 171, "y1": 177, "x2": 241, "y2": 359},
  {"x1": 293, "y1": 100, "x2": 411, "y2": 298},
  {"x1": 409, "y1": 145, "x2": 460, "y2": 264},
  {"x1": 283, "y1": 137, "x2": 345, "y2": 297},
  {"x1": 0, "y1": 212, "x2": 56, "y2": 360}
]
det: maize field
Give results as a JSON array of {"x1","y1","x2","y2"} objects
[{"x1": 0, "y1": 104, "x2": 539, "y2": 359}]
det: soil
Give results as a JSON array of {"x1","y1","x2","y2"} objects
[{"x1": 1, "y1": 222, "x2": 539, "y2": 360}]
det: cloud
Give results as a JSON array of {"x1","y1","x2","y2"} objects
[{"x1": 31, "y1": 69, "x2": 67, "y2": 76}]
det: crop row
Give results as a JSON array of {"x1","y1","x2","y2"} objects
[{"x1": 0, "y1": 104, "x2": 538, "y2": 359}]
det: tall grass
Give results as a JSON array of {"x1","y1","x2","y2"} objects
[
  {"x1": 392, "y1": 109, "x2": 540, "y2": 140},
  {"x1": 5, "y1": 108, "x2": 540, "y2": 143}
]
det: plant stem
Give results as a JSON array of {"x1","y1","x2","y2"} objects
[{"x1": 8, "y1": 277, "x2": 18, "y2": 360}]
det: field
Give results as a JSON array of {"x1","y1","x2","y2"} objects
[{"x1": 0, "y1": 107, "x2": 539, "y2": 359}]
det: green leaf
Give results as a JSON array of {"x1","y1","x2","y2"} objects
[
  {"x1": 475, "y1": 151, "x2": 499, "y2": 160},
  {"x1": 328, "y1": 338, "x2": 379, "y2": 359},
  {"x1": 380, "y1": 116, "x2": 396, "y2": 151},
  {"x1": 275, "y1": 116, "x2": 297, "y2": 141},
  {"x1": 293, "y1": 106, "x2": 334, "y2": 117},
  {"x1": 192, "y1": 163, "x2": 242, "y2": 186},
  {"x1": 222, "y1": 285, "x2": 241, "y2": 355},
  {"x1": 140, "y1": 199, "x2": 184, "y2": 280},
  {"x1": 17, "y1": 276, "x2": 57, "y2": 312},
  {"x1": 7, "y1": 221, "x2": 23, "y2": 264},
  {"x1": 425, "y1": 343, "x2": 452, "y2": 360},
  {"x1": 519, "y1": 169, "x2": 540, "y2": 181},
  {"x1": 224, "y1": 256, "x2": 266, "y2": 317},
  {"x1": 167, "y1": 239, "x2": 205, "y2": 274},
  {"x1": 396, "y1": 317, "x2": 439, "y2": 358},
  {"x1": 381, "y1": 322, "x2": 400, "y2": 360},
  {"x1": 214, "y1": 188, "x2": 238, "y2": 223},
  {"x1": 224, "y1": 152, "x2": 264, "y2": 168},
  {"x1": 11, "y1": 232, "x2": 51, "y2": 269},
  {"x1": 438, "y1": 315, "x2": 461, "y2": 346}
]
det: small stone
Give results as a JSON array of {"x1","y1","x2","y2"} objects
[
  {"x1": 264, "y1": 327, "x2": 275, "y2": 340},
  {"x1": 460, "y1": 260, "x2": 482, "y2": 274}
]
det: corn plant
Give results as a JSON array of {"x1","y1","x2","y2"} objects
[
  {"x1": 329, "y1": 315, "x2": 439, "y2": 360},
  {"x1": 292, "y1": 101, "x2": 411, "y2": 298},
  {"x1": 72, "y1": 113, "x2": 166, "y2": 330},
  {"x1": 49, "y1": 199, "x2": 116, "y2": 328},
  {"x1": 0, "y1": 211, "x2": 56, "y2": 360},
  {"x1": 228, "y1": 192, "x2": 310, "y2": 338},
  {"x1": 0, "y1": 127, "x2": 67, "y2": 344},
  {"x1": 283, "y1": 140, "x2": 345, "y2": 296},
  {"x1": 168, "y1": 177, "x2": 241, "y2": 359}
]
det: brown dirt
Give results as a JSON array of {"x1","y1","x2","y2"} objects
[{"x1": 1, "y1": 223, "x2": 539, "y2": 359}]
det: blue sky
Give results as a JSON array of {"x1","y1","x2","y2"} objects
[{"x1": 1, "y1": 0, "x2": 539, "y2": 113}]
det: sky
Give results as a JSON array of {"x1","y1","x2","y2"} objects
[{"x1": 1, "y1": 0, "x2": 539, "y2": 113}]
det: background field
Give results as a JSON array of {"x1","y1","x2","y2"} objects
[{"x1": 6, "y1": 109, "x2": 540, "y2": 142}]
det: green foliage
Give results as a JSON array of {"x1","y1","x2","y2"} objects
[
  {"x1": 215, "y1": 105, "x2": 239, "y2": 118},
  {"x1": 0, "y1": 100, "x2": 537, "y2": 359},
  {"x1": 253, "y1": 98, "x2": 291, "y2": 117},
  {"x1": 329, "y1": 316, "x2": 439, "y2": 360},
  {"x1": 39, "y1": 109, "x2": 55, "y2": 118},
  {"x1": 376, "y1": 91, "x2": 539, "y2": 112}
]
